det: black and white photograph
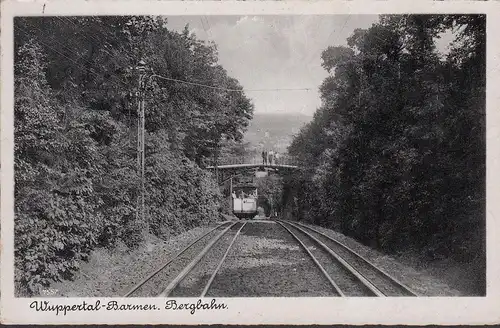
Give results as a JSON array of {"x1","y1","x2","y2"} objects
[{"x1": 1, "y1": 0, "x2": 499, "y2": 325}]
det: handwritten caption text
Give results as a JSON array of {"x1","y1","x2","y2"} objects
[{"x1": 30, "y1": 299, "x2": 228, "y2": 316}]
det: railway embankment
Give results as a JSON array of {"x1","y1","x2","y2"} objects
[
  {"x1": 51, "y1": 224, "x2": 219, "y2": 297},
  {"x1": 51, "y1": 220, "x2": 467, "y2": 297}
]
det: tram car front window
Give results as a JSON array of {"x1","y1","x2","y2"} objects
[{"x1": 232, "y1": 183, "x2": 258, "y2": 219}]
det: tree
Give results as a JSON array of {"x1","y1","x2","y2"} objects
[
  {"x1": 288, "y1": 15, "x2": 485, "y2": 292},
  {"x1": 14, "y1": 16, "x2": 253, "y2": 295}
]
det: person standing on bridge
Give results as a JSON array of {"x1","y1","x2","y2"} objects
[
  {"x1": 275, "y1": 152, "x2": 280, "y2": 165},
  {"x1": 262, "y1": 150, "x2": 266, "y2": 165}
]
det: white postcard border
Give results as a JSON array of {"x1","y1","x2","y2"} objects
[{"x1": 1, "y1": 0, "x2": 499, "y2": 325}]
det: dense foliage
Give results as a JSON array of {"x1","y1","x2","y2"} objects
[
  {"x1": 14, "y1": 16, "x2": 253, "y2": 295},
  {"x1": 287, "y1": 15, "x2": 485, "y2": 290},
  {"x1": 256, "y1": 175, "x2": 284, "y2": 216}
]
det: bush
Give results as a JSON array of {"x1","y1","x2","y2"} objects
[{"x1": 146, "y1": 138, "x2": 222, "y2": 238}]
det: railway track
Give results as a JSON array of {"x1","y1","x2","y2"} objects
[
  {"x1": 277, "y1": 220, "x2": 417, "y2": 297},
  {"x1": 124, "y1": 221, "x2": 246, "y2": 297},
  {"x1": 124, "y1": 219, "x2": 416, "y2": 297}
]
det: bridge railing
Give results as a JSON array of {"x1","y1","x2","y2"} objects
[{"x1": 215, "y1": 154, "x2": 299, "y2": 167}]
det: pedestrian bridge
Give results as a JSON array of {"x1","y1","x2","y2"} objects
[
  {"x1": 207, "y1": 155, "x2": 300, "y2": 186},
  {"x1": 206, "y1": 155, "x2": 300, "y2": 171},
  {"x1": 206, "y1": 163, "x2": 299, "y2": 170}
]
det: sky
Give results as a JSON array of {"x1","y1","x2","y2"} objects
[
  {"x1": 165, "y1": 15, "x2": 454, "y2": 116},
  {"x1": 165, "y1": 15, "x2": 379, "y2": 116}
]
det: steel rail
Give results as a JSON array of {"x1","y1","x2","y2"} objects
[
  {"x1": 276, "y1": 221, "x2": 345, "y2": 296},
  {"x1": 292, "y1": 221, "x2": 418, "y2": 296},
  {"x1": 158, "y1": 222, "x2": 238, "y2": 297},
  {"x1": 280, "y1": 220, "x2": 384, "y2": 297},
  {"x1": 123, "y1": 221, "x2": 232, "y2": 297},
  {"x1": 200, "y1": 222, "x2": 247, "y2": 297}
]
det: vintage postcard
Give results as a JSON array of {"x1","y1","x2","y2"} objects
[{"x1": 1, "y1": 0, "x2": 499, "y2": 325}]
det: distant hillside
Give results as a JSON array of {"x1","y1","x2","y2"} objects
[{"x1": 243, "y1": 113, "x2": 312, "y2": 153}]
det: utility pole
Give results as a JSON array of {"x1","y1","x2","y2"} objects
[
  {"x1": 229, "y1": 176, "x2": 233, "y2": 210},
  {"x1": 358, "y1": 59, "x2": 363, "y2": 107},
  {"x1": 136, "y1": 60, "x2": 146, "y2": 227},
  {"x1": 270, "y1": 197, "x2": 273, "y2": 218},
  {"x1": 214, "y1": 149, "x2": 219, "y2": 184}
]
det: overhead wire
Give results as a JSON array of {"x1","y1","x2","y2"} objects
[
  {"x1": 149, "y1": 74, "x2": 314, "y2": 93},
  {"x1": 203, "y1": 16, "x2": 214, "y2": 41},
  {"x1": 18, "y1": 24, "x2": 317, "y2": 95},
  {"x1": 55, "y1": 16, "x2": 136, "y2": 74},
  {"x1": 17, "y1": 24, "x2": 140, "y2": 143},
  {"x1": 17, "y1": 22, "x2": 134, "y2": 93},
  {"x1": 17, "y1": 25, "x2": 103, "y2": 83},
  {"x1": 62, "y1": 15, "x2": 138, "y2": 64},
  {"x1": 312, "y1": 15, "x2": 352, "y2": 64},
  {"x1": 56, "y1": 15, "x2": 167, "y2": 96},
  {"x1": 33, "y1": 19, "x2": 90, "y2": 63},
  {"x1": 16, "y1": 23, "x2": 141, "y2": 135},
  {"x1": 18, "y1": 17, "x2": 334, "y2": 96}
]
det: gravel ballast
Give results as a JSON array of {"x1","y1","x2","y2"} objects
[{"x1": 206, "y1": 221, "x2": 334, "y2": 297}]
